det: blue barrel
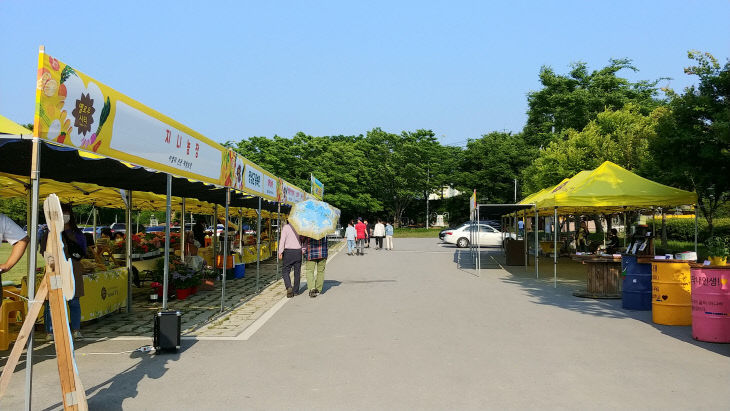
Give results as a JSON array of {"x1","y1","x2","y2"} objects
[
  {"x1": 234, "y1": 264, "x2": 246, "y2": 279},
  {"x1": 622, "y1": 255, "x2": 652, "y2": 310}
]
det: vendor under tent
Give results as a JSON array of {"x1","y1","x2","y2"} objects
[
  {"x1": 1, "y1": 48, "x2": 308, "y2": 407},
  {"x1": 511, "y1": 161, "x2": 697, "y2": 288}
]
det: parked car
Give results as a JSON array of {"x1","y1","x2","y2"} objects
[
  {"x1": 109, "y1": 222, "x2": 126, "y2": 234},
  {"x1": 439, "y1": 220, "x2": 501, "y2": 241},
  {"x1": 82, "y1": 226, "x2": 109, "y2": 235},
  {"x1": 442, "y1": 223, "x2": 514, "y2": 248}
]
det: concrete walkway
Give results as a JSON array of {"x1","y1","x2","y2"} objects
[{"x1": 2, "y1": 238, "x2": 728, "y2": 410}]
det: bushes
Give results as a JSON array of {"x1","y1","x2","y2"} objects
[{"x1": 650, "y1": 217, "x2": 730, "y2": 242}]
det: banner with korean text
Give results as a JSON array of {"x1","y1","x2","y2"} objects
[
  {"x1": 281, "y1": 180, "x2": 306, "y2": 205},
  {"x1": 34, "y1": 50, "x2": 227, "y2": 186}
]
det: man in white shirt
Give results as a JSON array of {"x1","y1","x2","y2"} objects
[{"x1": 0, "y1": 213, "x2": 29, "y2": 274}]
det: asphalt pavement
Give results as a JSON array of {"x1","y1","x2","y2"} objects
[{"x1": 2, "y1": 238, "x2": 729, "y2": 410}]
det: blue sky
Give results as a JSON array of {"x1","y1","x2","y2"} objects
[{"x1": 1, "y1": 1, "x2": 728, "y2": 146}]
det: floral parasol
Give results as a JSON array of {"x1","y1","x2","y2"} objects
[{"x1": 288, "y1": 199, "x2": 340, "y2": 240}]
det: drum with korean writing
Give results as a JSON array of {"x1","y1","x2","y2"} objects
[
  {"x1": 690, "y1": 267, "x2": 730, "y2": 343},
  {"x1": 622, "y1": 255, "x2": 652, "y2": 310},
  {"x1": 651, "y1": 261, "x2": 692, "y2": 325}
]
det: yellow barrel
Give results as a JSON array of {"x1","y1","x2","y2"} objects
[
  {"x1": 259, "y1": 242, "x2": 270, "y2": 260},
  {"x1": 651, "y1": 261, "x2": 692, "y2": 325}
]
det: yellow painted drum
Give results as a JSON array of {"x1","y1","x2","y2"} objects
[
  {"x1": 651, "y1": 262, "x2": 692, "y2": 325},
  {"x1": 243, "y1": 245, "x2": 258, "y2": 264},
  {"x1": 260, "y1": 242, "x2": 270, "y2": 260}
]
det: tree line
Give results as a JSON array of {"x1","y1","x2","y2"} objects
[{"x1": 226, "y1": 51, "x2": 729, "y2": 232}]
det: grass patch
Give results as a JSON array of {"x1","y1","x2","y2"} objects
[
  {"x1": 393, "y1": 228, "x2": 442, "y2": 238},
  {"x1": 656, "y1": 240, "x2": 708, "y2": 260},
  {"x1": 0, "y1": 243, "x2": 45, "y2": 285}
]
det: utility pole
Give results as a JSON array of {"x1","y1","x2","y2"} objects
[
  {"x1": 426, "y1": 166, "x2": 430, "y2": 229},
  {"x1": 514, "y1": 179, "x2": 517, "y2": 203}
]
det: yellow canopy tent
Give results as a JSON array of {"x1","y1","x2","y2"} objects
[
  {"x1": 0, "y1": 114, "x2": 32, "y2": 135},
  {"x1": 536, "y1": 161, "x2": 697, "y2": 212}
]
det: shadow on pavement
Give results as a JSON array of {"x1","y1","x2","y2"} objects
[
  {"x1": 37, "y1": 340, "x2": 198, "y2": 410},
  {"x1": 454, "y1": 248, "x2": 730, "y2": 357},
  {"x1": 320, "y1": 280, "x2": 342, "y2": 293}
]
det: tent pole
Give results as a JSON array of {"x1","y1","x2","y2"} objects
[
  {"x1": 163, "y1": 174, "x2": 172, "y2": 309},
  {"x1": 623, "y1": 210, "x2": 627, "y2": 247},
  {"x1": 553, "y1": 207, "x2": 558, "y2": 288},
  {"x1": 92, "y1": 207, "x2": 97, "y2": 242},
  {"x1": 694, "y1": 205, "x2": 698, "y2": 254},
  {"x1": 24, "y1": 135, "x2": 41, "y2": 411},
  {"x1": 535, "y1": 206, "x2": 539, "y2": 278},
  {"x1": 181, "y1": 198, "x2": 186, "y2": 262},
  {"x1": 523, "y1": 210, "x2": 527, "y2": 268},
  {"x1": 213, "y1": 205, "x2": 218, "y2": 277},
  {"x1": 256, "y1": 197, "x2": 262, "y2": 292},
  {"x1": 276, "y1": 202, "x2": 281, "y2": 277},
  {"x1": 221, "y1": 188, "x2": 230, "y2": 312},
  {"x1": 125, "y1": 190, "x2": 133, "y2": 313},
  {"x1": 238, "y1": 209, "x2": 243, "y2": 265},
  {"x1": 476, "y1": 206, "x2": 480, "y2": 274}
]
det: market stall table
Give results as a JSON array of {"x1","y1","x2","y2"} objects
[{"x1": 572, "y1": 254, "x2": 623, "y2": 299}]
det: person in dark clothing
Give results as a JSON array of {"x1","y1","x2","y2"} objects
[
  {"x1": 606, "y1": 228, "x2": 620, "y2": 254},
  {"x1": 193, "y1": 220, "x2": 206, "y2": 247},
  {"x1": 365, "y1": 220, "x2": 372, "y2": 248},
  {"x1": 39, "y1": 203, "x2": 86, "y2": 340}
]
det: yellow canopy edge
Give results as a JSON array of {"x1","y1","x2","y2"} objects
[
  {"x1": 536, "y1": 161, "x2": 697, "y2": 211},
  {"x1": 0, "y1": 114, "x2": 32, "y2": 135}
]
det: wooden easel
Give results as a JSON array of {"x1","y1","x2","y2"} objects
[{"x1": 0, "y1": 194, "x2": 88, "y2": 410}]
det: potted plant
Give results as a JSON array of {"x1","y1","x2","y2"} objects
[{"x1": 706, "y1": 236, "x2": 729, "y2": 266}]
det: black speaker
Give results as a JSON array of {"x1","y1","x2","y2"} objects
[{"x1": 154, "y1": 311, "x2": 181, "y2": 353}]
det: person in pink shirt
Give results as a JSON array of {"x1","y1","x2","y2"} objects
[
  {"x1": 354, "y1": 217, "x2": 368, "y2": 256},
  {"x1": 278, "y1": 219, "x2": 303, "y2": 297}
]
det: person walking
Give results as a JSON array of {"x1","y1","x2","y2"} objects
[
  {"x1": 373, "y1": 219, "x2": 385, "y2": 250},
  {"x1": 355, "y1": 218, "x2": 367, "y2": 255},
  {"x1": 365, "y1": 220, "x2": 372, "y2": 248},
  {"x1": 302, "y1": 236, "x2": 328, "y2": 297},
  {"x1": 278, "y1": 219, "x2": 303, "y2": 298},
  {"x1": 345, "y1": 220, "x2": 356, "y2": 255},
  {"x1": 384, "y1": 221, "x2": 394, "y2": 250}
]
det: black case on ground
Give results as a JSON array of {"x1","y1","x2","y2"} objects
[{"x1": 154, "y1": 311, "x2": 181, "y2": 353}]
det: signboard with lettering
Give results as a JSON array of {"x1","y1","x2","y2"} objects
[
  {"x1": 263, "y1": 174, "x2": 277, "y2": 199},
  {"x1": 244, "y1": 164, "x2": 263, "y2": 194},
  {"x1": 34, "y1": 50, "x2": 226, "y2": 185},
  {"x1": 282, "y1": 180, "x2": 305, "y2": 205}
]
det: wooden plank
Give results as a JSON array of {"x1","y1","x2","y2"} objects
[{"x1": 0, "y1": 273, "x2": 49, "y2": 399}]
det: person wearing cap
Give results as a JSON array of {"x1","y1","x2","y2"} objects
[
  {"x1": 354, "y1": 218, "x2": 368, "y2": 256},
  {"x1": 0, "y1": 213, "x2": 29, "y2": 276}
]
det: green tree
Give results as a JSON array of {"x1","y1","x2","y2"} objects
[
  {"x1": 459, "y1": 132, "x2": 534, "y2": 203},
  {"x1": 524, "y1": 59, "x2": 662, "y2": 147},
  {"x1": 651, "y1": 51, "x2": 730, "y2": 236},
  {"x1": 522, "y1": 104, "x2": 664, "y2": 193}
]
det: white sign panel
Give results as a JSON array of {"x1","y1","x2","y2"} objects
[
  {"x1": 244, "y1": 164, "x2": 263, "y2": 194},
  {"x1": 263, "y1": 175, "x2": 277, "y2": 199},
  {"x1": 283, "y1": 181, "x2": 305, "y2": 204},
  {"x1": 110, "y1": 101, "x2": 221, "y2": 179}
]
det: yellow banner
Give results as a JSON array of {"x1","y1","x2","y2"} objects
[
  {"x1": 34, "y1": 51, "x2": 227, "y2": 186},
  {"x1": 79, "y1": 268, "x2": 128, "y2": 322},
  {"x1": 220, "y1": 150, "x2": 279, "y2": 201}
]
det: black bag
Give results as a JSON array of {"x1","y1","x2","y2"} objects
[{"x1": 154, "y1": 311, "x2": 181, "y2": 353}]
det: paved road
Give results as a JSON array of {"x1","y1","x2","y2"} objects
[{"x1": 3, "y1": 238, "x2": 729, "y2": 410}]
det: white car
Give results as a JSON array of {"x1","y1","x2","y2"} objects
[{"x1": 442, "y1": 224, "x2": 513, "y2": 248}]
